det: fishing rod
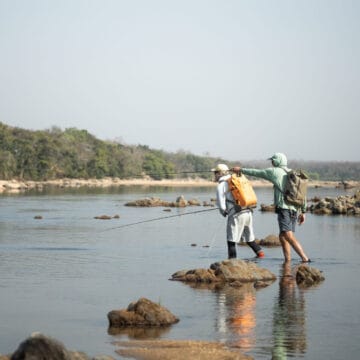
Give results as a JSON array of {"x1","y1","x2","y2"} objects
[
  {"x1": 102, "y1": 206, "x2": 219, "y2": 231},
  {"x1": 122, "y1": 170, "x2": 214, "y2": 179}
]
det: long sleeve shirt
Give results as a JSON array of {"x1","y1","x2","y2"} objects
[{"x1": 242, "y1": 167, "x2": 306, "y2": 213}]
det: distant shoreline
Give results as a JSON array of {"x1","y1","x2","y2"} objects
[{"x1": 1, "y1": 177, "x2": 359, "y2": 193}]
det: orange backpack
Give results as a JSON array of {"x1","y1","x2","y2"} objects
[{"x1": 227, "y1": 174, "x2": 257, "y2": 208}]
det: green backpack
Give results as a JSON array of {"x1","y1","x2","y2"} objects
[{"x1": 281, "y1": 169, "x2": 309, "y2": 208}]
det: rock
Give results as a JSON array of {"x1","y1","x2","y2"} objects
[
  {"x1": 34, "y1": 215, "x2": 43, "y2": 220},
  {"x1": 260, "y1": 203, "x2": 276, "y2": 212},
  {"x1": 125, "y1": 196, "x2": 202, "y2": 208},
  {"x1": 295, "y1": 265, "x2": 325, "y2": 287},
  {"x1": 8, "y1": 333, "x2": 115, "y2": 360},
  {"x1": 171, "y1": 259, "x2": 276, "y2": 285},
  {"x1": 114, "y1": 339, "x2": 253, "y2": 360},
  {"x1": 259, "y1": 234, "x2": 281, "y2": 247},
  {"x1": 202, "y1": 201, "x2": 214, "y2": 207},
  {"x1": 187, "y1": 199, "x2": 201, "y2": 206},
  {"x1": 94, "y1": 215, "x2": 112, "y2": 220},
  {"x1": 11, "y1": 332, "x2": 70, "y2": 360},
  {"x1": 125, "y1": 197, "x2": 171, "y2": 207},
  {"x1": 175, "y1": 195, "x2": 187, "y2": 207},
  {"x1": 107, "y1": 298, "x2": 179, "y2": 328},
  {"x1": 309, "y1": 192, "x2": 360, "y2": 216}
]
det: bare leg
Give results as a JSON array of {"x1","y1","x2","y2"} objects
[
  {"x1": 280, "y1": 231, "x2": 309, "y2": 262},
  {"x1": 279, "y1": 232, "x2": 292, "y2": 261}
]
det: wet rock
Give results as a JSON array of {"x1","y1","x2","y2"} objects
[
  {"x1": 259, "y1": 234, "x2": 281, "y2": 247},
  {"x1": 203, "y1": 201, "x2": 214, "y2": 207},
  {"x1": 187, "y1": 199, "x2": 201, "y2": 206},
  {"x1": 8, "y1": 332, "x2": 114, "y2": 360},
  {"x1": 108, "y1": 298, "x2": 179, "y2": 328},
  {"x1": 295, "y1": 265, "x2": 325, "y2": 287},
  {"x1": 115, "y1": 339, "x2": 252, "y2": 360},
  {"x1": 94, "y1": 215, "x2": 112, "y2": 220},
  {"x1": 260, "y1": 203, "x2": 276, "y2": 212},
  {"x1": 125, "y1": 197, "x2": 171, "y2": 207},
  {"x1": 171, "y1": 259, "x2": 276, "y2": 285},
  {"x1": 125, "y1": 196, "x2": 201, "y2": 208},
  {"x1": 309, "y1": 191, "x2": 360, "y2": 216},
  {"x1": 175, "y1": 195, "x2": 187, "y2": 207}
]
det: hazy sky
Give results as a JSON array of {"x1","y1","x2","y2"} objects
[{"x1": 0, "y1": 0, "x2": 359, "y2": 162}]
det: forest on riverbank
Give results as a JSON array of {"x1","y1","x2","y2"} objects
[{"x1": 0, "y1": 122, "x2": 359, "y2": 181}]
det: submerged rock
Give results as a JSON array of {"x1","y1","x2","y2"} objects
[
  {"x1": 114, "y1": 339, "x2": 252, "y2": 360},
  {"x1": 125, "y1": 196, "x2": 204, "y2": 208},
  {"x1": 108, "y1": 298, "x2": 179, "y2": 328},
  {"x1": 171, "y1": 259, "x2": 276, "y2": 286},
  {"x1": 295, "y1": 264, "x2": 325, "y2": 287}
]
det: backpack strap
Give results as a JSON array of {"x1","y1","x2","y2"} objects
[{"x1": 274, "y1": 167, "x2": 289, "y2": 194}]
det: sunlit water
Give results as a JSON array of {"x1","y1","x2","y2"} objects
[{"x1": 0, "y1": 185, "x2": 359, "y2": 359}]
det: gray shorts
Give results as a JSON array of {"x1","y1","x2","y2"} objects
[{"x1": 277, "y1": 208, "x2": 297, "y2": 233}]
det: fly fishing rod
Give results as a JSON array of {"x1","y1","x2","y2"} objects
[
  {"x1": 102, "y1": 206, "x2": 219, "y2": 232},
  {"x1": 121, "y1": 170, "x2": 214, "y2": 179}
]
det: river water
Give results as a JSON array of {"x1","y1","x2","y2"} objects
[{"x1": 0, "y1": 185, "x2": 359, "y2": 359}]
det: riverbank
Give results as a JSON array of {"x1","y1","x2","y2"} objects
[{"x1": 0, "y1": 177, "x2": 359, "y2": 193}]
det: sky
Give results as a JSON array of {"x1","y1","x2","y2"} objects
[{"x1": 0, "y1": 0, "x2": 359, "y2": 162}]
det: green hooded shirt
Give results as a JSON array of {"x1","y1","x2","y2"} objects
[{"x1": 242, "y1": 153, "x2": 306, "y2": 213}]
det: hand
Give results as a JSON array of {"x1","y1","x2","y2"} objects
[
  {"x1": 222, "y1": 210, "x2": 228, "y2": 218},
  {"x1": 231, "y1": 166, "x2": 242, "y2": 175},
  {"x1": 298, "y1": 213, "x2": 305, "y2": 225}
]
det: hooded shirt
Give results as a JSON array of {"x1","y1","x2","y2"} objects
[
  {"x1": 215, "y1": 174, "x2": 234, "y2": 216},
  {"x1": 242, "y1": 153, "x2": 306, "y2": 212}
]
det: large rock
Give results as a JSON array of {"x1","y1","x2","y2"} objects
[
  {"x1": 295, "y1": 264, "x2": 325, "y2": 287},
  {"x1": 8, "y1": 332, "x2": 114, "y2": 360},
  {"x1": 259, "y1": 234, "x2": 281, "y2": 247},
  {"x1": 171, "y1": 259, "x2": 276, "y2": 286},
  {"x1": 108, "y1": 298, "x2": 179, "y2": 328}
]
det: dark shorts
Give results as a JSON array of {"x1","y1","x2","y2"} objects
[{"x1": 277, "y1": 208, "x2": 297, "y2": 233}]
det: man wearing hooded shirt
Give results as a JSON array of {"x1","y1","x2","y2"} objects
[
  {"x1": 232, "y1": 153, "x2": 310, "y2": 263},
  {"x1": 212, "y1": 163, "x2": 265, "y2": 259}
]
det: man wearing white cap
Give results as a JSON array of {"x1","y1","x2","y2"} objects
[{"x1": 212, "y1": 163, "x2": 264, "y2": 259}]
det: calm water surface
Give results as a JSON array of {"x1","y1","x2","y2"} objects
[{"x1": 0, "y1": 185, "x2": 359, "y2": 359}]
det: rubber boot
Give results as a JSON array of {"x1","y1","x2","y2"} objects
[{"x1": 227, "y1": 241, "x2": 237, "y2": 259}]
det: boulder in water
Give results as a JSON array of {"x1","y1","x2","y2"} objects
[
  {"x1": 171, "y1": 259, "x2": 276, "y2": 286},
  {"x1": 108, "y1": 298, "x2": 179, "y2": 328}
]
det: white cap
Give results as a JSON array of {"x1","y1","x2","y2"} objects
[{"x1": 211, "y1": 163, "x2": 229, "y2": 173}]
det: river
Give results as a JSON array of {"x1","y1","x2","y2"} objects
[{"x1": 0, "y1": 185, "x2": 359, "y2": 359}]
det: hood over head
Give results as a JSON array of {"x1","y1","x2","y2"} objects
[{"x1": 268, "y1": 153, "x2": 287, "y2": 167}]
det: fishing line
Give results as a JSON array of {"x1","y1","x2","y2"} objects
[
  {"x1": 101, "y1": 207, "x2": 219, "y2": 232},
  {"x1": 206, "y1": 219, "x2": 223, "y2": 257}
]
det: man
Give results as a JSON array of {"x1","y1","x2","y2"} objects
[
  {"x1": 212, "y1": 163, "x2": 264, "y2": 259},
  {"x1": 232, "y1": 153, "x2": 310, "y2": 263}
]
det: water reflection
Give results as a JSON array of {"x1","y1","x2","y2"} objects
[
  {"x1": 272, "y1": 262, "x2": 306, "y2": 359},
  {"x1": 216, "y1": 283, "x2": 257, "y2": 352},
  {"x1": 108, "y1": 326, "x2": 171, "y2": 339}
]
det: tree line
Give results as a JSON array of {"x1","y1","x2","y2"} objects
[{"x1": 0, "y1": 122, "x2": 359, "y2": 181}]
